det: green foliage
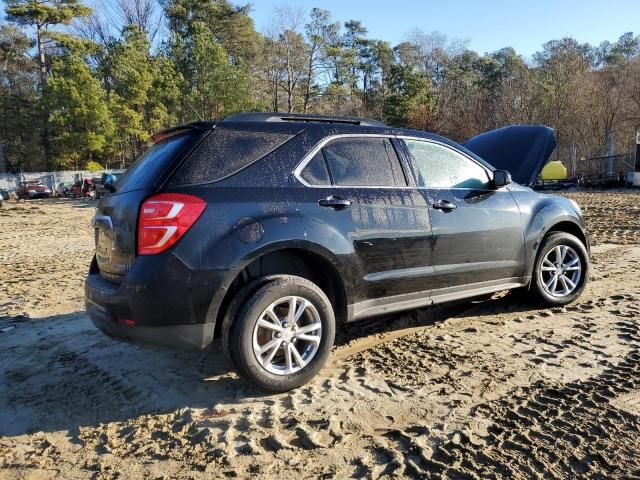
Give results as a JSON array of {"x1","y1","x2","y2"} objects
[
  {"x1": 163, "y1": 1, "x2": 256, "y2": 121},
  {"x1": 0, "y1": 25, "x2": 41, "y2": 171},
  {"x1": 45, "y1": 49, "x2": 114, "y2": 169},
  {"x1": 5, "y1": 0, "x2": 93, "y2": 170},
  {"x1": 384, "y1": 64, "x2": 435, "y2": 128},
  {"x1": 6, "y1": 0, "x2": 91, "y2": 28},
  {"x1": 188, "y1": 22, "x2": 251, "y2": 119},
  {"x1": 163, "y1": 0, "x2": 259, "y2": 63},
  {"x1": 104, "y1": 26, "x2": 179, "y2": 160},
  {"x1": 86, "y1": 160, "x2": 104, "y2": 172}
]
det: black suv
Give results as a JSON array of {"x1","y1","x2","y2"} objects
[{"x1": 86, "y1": 113, "x2": 589, "y2": 391}]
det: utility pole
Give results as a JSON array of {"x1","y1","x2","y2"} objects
[{"x1": 606, "y1": 131, "x2": 614, "y2": 176}]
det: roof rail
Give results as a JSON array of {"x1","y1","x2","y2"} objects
[{"x1": 222, "y1": 112, "x2": 387, "y2": 127}]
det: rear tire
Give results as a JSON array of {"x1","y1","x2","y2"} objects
[
  {"x1": 220, "y1": 275, "x2": 290, "y2": 367},
  {"x1": 530, "y1": 232, "x2": 589, "y2": 306},
  {"x1": 225, "y1": 275, "x2": 335, "y2": 391}
]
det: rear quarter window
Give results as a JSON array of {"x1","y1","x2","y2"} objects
[
  {"x1": 300, "y1": 151, "x2": 331, "y2": 186},
  {"x1": 169, "y1": 128, "x2": 294, "y2": 185}
]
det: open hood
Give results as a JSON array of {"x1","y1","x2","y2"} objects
[{"x1": 463, "y1": 126, "x2": 556, "y2": 186}]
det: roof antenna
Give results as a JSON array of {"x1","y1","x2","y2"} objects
[{"x1": 186, "y1": 102, "x2": 204, "y2": 122}]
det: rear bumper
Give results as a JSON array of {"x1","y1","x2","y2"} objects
[
  {"x1": 85, "y1": 254, "x2": 240, "y2": 350},
  {"x1": 87, "y1": 300, "x2": 214, "y2": 349}
]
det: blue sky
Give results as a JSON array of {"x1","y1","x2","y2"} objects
[
  {"x1": 248, "y1": 0, "x2": 639, "y2": 57},
  {"x1": 2, "y1": 0, "x2": 637, "y2": 58}
]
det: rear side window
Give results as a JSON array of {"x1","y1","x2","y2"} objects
[
  {"x1": 170, "y1": 128, "x2": 293, "y2": 185},
  {"x1": 116, "y1": 132, "x2": 194, "y2": 193},
  {"x1": 301, "y1": 137, "x2": 405, "y2": 187}
]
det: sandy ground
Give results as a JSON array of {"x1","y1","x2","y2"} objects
[{"x1": 1, "y1": 191, "x2": 639, "y2": 479}]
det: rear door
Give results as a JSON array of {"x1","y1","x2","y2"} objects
[
  {"x1": 93, "y1": 131, "x2": 201, "y2": 283},
  {"x1": 293, "y1": 135, "x2": 435, "y2": 314},
  {"x1": 400, "y1": 138, "x2": 525, "y2": 299}
]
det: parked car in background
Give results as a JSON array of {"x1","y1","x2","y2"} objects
[
  {"x1": 16, "y1": 181, "x2": 52, "y2": 199},
  {"x1": 86, "y1": 113, "x2": 590, "y2": 391},
  {"x1": 56, "y1": 182, "x2": 74, "y2": 197},
  {"x1": 70, "y1": 179, "x2": 95, "y2": 198}
]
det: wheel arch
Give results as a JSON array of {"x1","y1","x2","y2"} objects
[
  {"x1": 207, "y1": 243, "x2": 350, "y2": 339},
  {"x1": 546, "y1": 220, "x2": 589, "y2": 250},
  {"x1": 524, "y1": 214, "x2": 590, "y2": 283}
]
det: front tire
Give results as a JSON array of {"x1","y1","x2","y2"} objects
[
  {"x1": 225, "y1": 275, "x2": 335, "y2": 391},
  {"x1": 530, "y1": 232, "x2": 589, "y2": 306}
]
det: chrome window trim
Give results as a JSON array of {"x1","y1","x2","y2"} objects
[
  {"x1": 292, "y1": 133, "x2": 496, "y2": 190},
  {"x1": 292, "y1": 134, "x2": 412, "y2": 189}
]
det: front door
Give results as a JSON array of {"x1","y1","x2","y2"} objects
[
  {"x1": 400, "y1": 138, "x2": 525, "y2": 300},
  {"x1": 293, "y1": 135, "x2": 435, "y2": 317}
]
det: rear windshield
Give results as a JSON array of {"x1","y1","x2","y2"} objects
[
  {"x1": 169, "y1": 127, "x2": 294, "y2": 185},
  {"x1": 115, "y1": 132, "x2": 195, "y2": 193}
]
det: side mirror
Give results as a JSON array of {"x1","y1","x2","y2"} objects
[{"x1": 493, "y1": 169, "x2": 512, "y2": 188}]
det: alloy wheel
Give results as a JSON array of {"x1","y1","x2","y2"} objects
[
  {"x1": 252, "y1": 296, "x2": 322, "y2": 375},
  {"x1": 539, "y1": 245, "x2": 582, "y2": 297}
]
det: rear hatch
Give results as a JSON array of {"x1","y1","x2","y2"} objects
[{"x1": 93, "y1": 129, "x2": 205, "y2": 283}]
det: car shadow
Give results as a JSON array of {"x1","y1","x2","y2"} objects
[
  {"x1": 0, "y1": 293, "x2": 543, "y2": 438},
  {"x1": 0, "y1": 312, "x2": 254, "y2": 437}
]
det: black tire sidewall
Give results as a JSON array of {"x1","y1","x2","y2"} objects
[
  {"x1": 229, "y1": 276, "x2": 335, "y2": 391},
  {"x1": 220, "y1": 274, "x2": 292, "y2": 365},
  {"x1": 532, "y1": 232, "x2": 589, "y2": 305}
]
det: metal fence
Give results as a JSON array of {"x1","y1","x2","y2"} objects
[
  {"x1": 577, "y1": 153, "x2": 635, "y2": 178},
  {"x1": 0, "y1": 171, "x2": 99, "y2": 193}
]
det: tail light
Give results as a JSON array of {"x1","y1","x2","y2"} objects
[{"x1": 138, "y1": 193, "x2": 206, "y2": 255}]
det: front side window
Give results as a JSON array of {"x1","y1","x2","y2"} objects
[
  {"x1": 300, "y1": 137, "x2": 405, "y2": 187},
  {"x1": 404, "y1": 139, "x2": 490, "y2": 189}
]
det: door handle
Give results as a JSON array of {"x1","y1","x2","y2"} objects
[
  {"x1": 432, "y1": 199, "x2": 457, "y2": 211},
  {"x1": 319, "y1": 195, "x2": 351, "y2": 209}
]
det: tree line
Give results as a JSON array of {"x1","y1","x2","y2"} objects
[{"x1": 1, "y1": 0, "x2": 640, "y2": 173}]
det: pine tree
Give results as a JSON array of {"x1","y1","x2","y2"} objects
[
  {"x1": 5, "y1": 0, "x2": 92, "y2": 168},
  {"x1": 187, "y1": 22, "x2": 251, "y2": 120},
  {"x1": 0, "y1": 25, "x2": 41, "y2": 172},
  {"x1": 384, "y1": 64, "x2": 435, "y2": 128},
  {"x1": 45, "y1": 40, "x2": 113, "y2": 169},
  {"x1": 105, "y1": 26, "x2": 179, "y2": 161}
]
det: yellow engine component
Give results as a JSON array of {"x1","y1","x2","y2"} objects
[{"x1": 540, "y1": 161, "x2": 568, "y2": 180}]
